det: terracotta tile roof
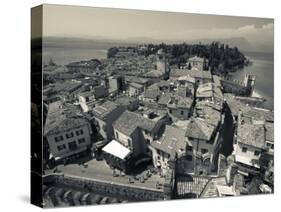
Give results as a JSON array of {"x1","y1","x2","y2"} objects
[
  {"x1": 185, "y1": 117, "x2": 215, "y2": 141},
  {"x1": 93, "y1": 101, "x2": 119, "y2": 120},
  {"x1": 168, "y1": 96, "x2": 193, "y2": 109},
  {"x1": 44, "y1": 101, "x2": 89, "y2": 136},
  {"x1": 151, "y1": 126, "x2": 186, "y2": 157},
  {"x1": 170, "y1": 68, "x2": 212, "y2": 80},
  {"x1": 237, "y1": 121, "x2": 265, "y2": 149},
  {"x1": 144, "y1": 88, "x2": 161, "y2": 100},
  {"x1": 129, "y1": 82, "x2": 144, "y2": 89},
  {"x1": 113, "y1": 111, "x2": 157, "y2": 136}
]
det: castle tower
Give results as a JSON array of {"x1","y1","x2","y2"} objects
[
  {"x1": 156, "y1": 49, "x2": 168, "y2": 73},
  {"x1": 244, "y1": 74, "x2": 256, "y2": 96}
]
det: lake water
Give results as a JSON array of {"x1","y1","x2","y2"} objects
[
  {"x1": 43, "y1": 46, "x2": 108, "y2": 66},
  {"x1": 229, "y1": 52, "x2": 274, "y2": 110}
]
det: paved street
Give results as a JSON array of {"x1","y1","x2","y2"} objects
[{"x1": 46, "y1": 159, "x2": 165, "y2": 192}]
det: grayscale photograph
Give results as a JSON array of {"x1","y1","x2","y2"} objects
[{"x1": 31, "y1": 4, "x2": 274, "y2": 208}]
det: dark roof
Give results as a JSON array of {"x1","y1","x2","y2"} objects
[
  {"x1": 151, "y1": 126, "x2": 186, "y2": 157},
  {"x1": 113, "y1": 111, "x2": 157, "y2": 136}
]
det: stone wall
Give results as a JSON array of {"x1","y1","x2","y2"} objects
[{"x1": 44, "y1": 175, "x2": 165, "y2": 201}]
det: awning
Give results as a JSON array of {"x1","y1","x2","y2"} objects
[{"x1": 102, "y1": 140, "x2": 131, "y2": 160}]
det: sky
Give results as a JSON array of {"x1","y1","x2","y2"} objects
[{"x1": 40, "y1": 4, "x2": 274, "y2": 52}]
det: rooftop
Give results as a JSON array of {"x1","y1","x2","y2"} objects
[
  {"x1": 93, "y1": 101, "x2": 119, "y2": 120},
  {"x1": 143, "y1": 70, "x2": 166, "y2": 78},
  {"x1": 194, "y1": 102, "x2": 221, "y2": 127},
  {"x1": 244, "y1": 108, "x2": 274, "y2": 122},
  {"x1": 168, "y1": 96, "x2": 193, "y2": 109},
  {"x1": 196, "y1": 83, "x2": 214, "y2": 98},
  {"x1": 170, "y1": 68, "x2": 212, "y2": 80},
  {"x1": 185, "y1": 117, "x2": 215, "y2": 141},
  {"x1": 114, "y1": 96, "x2": 138, "y2": 106},
  {"x1": 158, "y1": 93, "x2": 173, "y2": 106},
  {"x1": 177, "y1": 75, "x2": 196, "y2": 84},
  {"x1": 48, "y1": 81, "x2": 83, "y2": 94},
  {"x1": 151, "y1": 126, "x2": 186, "y2": 158},
  {"x1": 113, "y1": 111, "x2": 157, "y2": 136},
  {"x1": 44, "y1": 101, "x2": 88, "y2": 136},
  {"x1": 125, "y1": 76, "x2": 151, "y2": 85},
  {"x1": 78, "y1": 90, "x2": 95, "y2": 98},
  {"x1": 237, "y1": 118, "x2": 265, "y2": 149},
  {"x1": 265, "y1": 122, "x2": 274, "y2": 142},
  {"x1": 144, "y1": 88, "x2": 161, "y2": 100},
  {"x1": 129, "y1": 82, "x2": 144, "y2": 89},
  {"x1": 188, "y1": 56, "x2": 204, "y2": 63},
  {"x1": 102, "y1": 140, "x2": 131, "y2": 160}
]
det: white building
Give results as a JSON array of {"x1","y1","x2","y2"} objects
[{"x1": 187, "y1": 56, "x2": 204, "y2": 71}]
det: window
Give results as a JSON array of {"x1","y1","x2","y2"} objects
[
  {"x1": 254, "y1": 151, "x2": 260, "y2": 156},
  {"x1": 66, "y1": 132, "x2": 74, "y2": 139},
  {"x1": 116, "y1": 132, "x2": 119, "y2": 139},
  {"x1": 57, "y1": 144, "x2": 66, "y2": 151},
  {"x1": 127, "y1": 139, "x2": 131, "y2": 147},
  {"x1": 266, "y1": 142, "x2": 274, "y2": 149},
  {"x1": 55, "y1": 136, "x2": 63, "y2": 142},
  {"x1": 180, "y1": 110, "x2": 184, "y2": 115},
  {"x1": 76, "y1": 129, "x2": 83, "y2": 136},
  {"x1": 68, "y1": 141, "x2": 77, "y2": 150},
  {"x1": 78, "y1": 138, "x2": 86, "y2": 144},
  {"x1": 187, "y1": 146, "x2": 193, "y2": 151},
  {"x1": 242, "y1": 147, "x2": 247, "y2": 153},
  {"x1": 169, "y1": 109, "x2": 172, "y2": 114},
  {"x1": 201, "y1": 149, "x2": 208, "y2": 154}
]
